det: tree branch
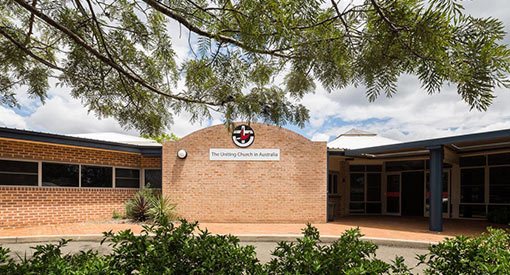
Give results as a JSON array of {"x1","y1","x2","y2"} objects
[
  {"x1": 0, "y1": 26, "x2": 65, "y2": 71},
  {"x1": 142, "y1": 0, "x2": 294, "y2": 58},
  {"x1": 370, "y1": 0, "x2": 407, "y2": 32},
  {"x1": 331, "y1": 0, "x2": 354, "y2": 46},
  {"x1": 12, "y1": 0, "x2": 223, "y2": 106},
  {"x1": 24, "y1": 0, "x2": 37, "y2": 45}
]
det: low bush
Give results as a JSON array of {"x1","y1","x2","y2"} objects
[
  {"x1": 265, "y1": 225, "x2": 411, "y2": 274},
  {"x1": 1, "y1": 222, "x2": 509, "y2": 274},
  {"x1": 103, "y1": 220, "x2": 263, "y2": 274},
  {"x1": 112, "y1": 210, "x2": 123, "y2": 220},
  {"x1": 125, "y1": 188, "x2": 155, "y2": 222},
  {"x1": 0, "y1": 240, "x2": 111, "y2": 274},
  {"x1": 125, "y1": 188, "x2": 177, "y2": 224},
  {"x1": 418, "y1": 228, "x2": 510, "y2": 274},
  {"x1": 148, "y1": 194, "x2": 177, "y2": 225}
]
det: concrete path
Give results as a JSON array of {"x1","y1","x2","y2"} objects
[
  {"x1": 1, "y1": 216, "x2": 505, "y2": 244},
  {"x1": 2, "y1": 241, "x2": 428, "y2": 274}
]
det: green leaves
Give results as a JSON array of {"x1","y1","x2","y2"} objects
[
  {"x1": 1, "y1": 222, "x2": 510, "y2": 274},
  {"x1": 266, "y1": 225, "x2": 405, "y2": 274},
  {"x1": 418, "y1": 228, "x2": 510, "y2": 274},
  {"x1": 1, "y1": 0, "x2": 510, "y2": 134}
]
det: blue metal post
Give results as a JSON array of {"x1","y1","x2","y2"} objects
[{"x1": 428, "y1": 145, "x2": 443, "y2": 232}]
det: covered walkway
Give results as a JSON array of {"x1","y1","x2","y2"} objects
[{"x1": 340, "y1": 128, "x2": 510, "y2": 232}]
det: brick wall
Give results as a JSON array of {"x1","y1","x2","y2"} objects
[
  {"x1": 0, "y1": 187, "x2": 136, "y2": 228},
  {"x1": 163, "y1": 123, "x2": 327, "y2": 223},
  {"x1": 141, "y1": 156, "x2": 162, "y2": 168},
  {"x1": 0, "y1": 138, "x2": 162, "y2": 228}
]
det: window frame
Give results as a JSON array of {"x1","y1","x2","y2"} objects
[
  {"x1": 114, "y1": 167, "x2": 142, "y2": 189},
  {"x1": 0, "y1": 158, "x2": 40, "y2": 187},
  {"x1": 80, "y1": 164, "x2": 114, "y2": 188},
  {"x1": 0, "y1": 157, "x2": 142, "y2": 189},
  {"x1": 349, "y1": 165, "x2": 383, "y2": 214},
  {"x1": 458, "y1": 151, "x2": 510, "y2": 219},
  {"x1": 327, "y1": 171, "x2": 340, "y2": 195},
  {"x1": 143, "y1": 168, "x2": 162, "y2": 189}
]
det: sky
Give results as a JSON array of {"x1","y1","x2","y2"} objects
[{"x1": 2, "y1": 0, "x2": 510, "y2": 143}]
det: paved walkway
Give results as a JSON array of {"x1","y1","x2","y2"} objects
[{"x1": 0, "y1": 216, "x2": 506, "y2": 243}]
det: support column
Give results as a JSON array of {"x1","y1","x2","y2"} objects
[{"x1": 428, "y1": 145, "x2": 444, "y2": 232}]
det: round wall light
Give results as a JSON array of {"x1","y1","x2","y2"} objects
[{"x1": 177, "y1": 149, "x2": 187, "y2": 159}]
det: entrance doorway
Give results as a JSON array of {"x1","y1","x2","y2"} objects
[
  {"x1": 386, "y1": 174, "x2": 400, "y2": 215},
  {"x1": 401, "y1": 172, "x2": 424, "y2": 216}
]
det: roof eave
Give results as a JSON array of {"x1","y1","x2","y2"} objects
[{"x1": 0, "y1": 127, "x2": 162, "y2": 156}]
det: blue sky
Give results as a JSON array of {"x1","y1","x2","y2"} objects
[{"x1": 2, "y1": 0, "x2": 510, "y2": 142}]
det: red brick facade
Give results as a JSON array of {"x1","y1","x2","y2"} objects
[
  {"x1": 0, "y1": 138, "x2": 161, "y2": 228},
  {"x1": 163, "y1": 123, "x2": 327, "y2": 223},
  {"x1": 0, "y1": 187, "x2": 136, "y2": 228},
  {"x1": 141, "y1": 156, "x2": 162, "y2": 168}
]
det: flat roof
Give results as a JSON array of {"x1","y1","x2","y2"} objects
[
  {"x1": 0, "y1": 127, "x2": 162, "y2": 156},
  {"x1": 344, "y1": 128, "x2": 510, "y2": 157}
]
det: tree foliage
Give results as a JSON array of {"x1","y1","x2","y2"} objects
[
  {"x1": 141, "y1": 132, "x2": 179, "y2": 143},
  {"x1": 1, "y1": 0, "x2": 510, "y2": 134}
]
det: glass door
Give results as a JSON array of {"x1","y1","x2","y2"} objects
[{"x1": 386, "y1": 173, "x2": 401, "y2": 215}]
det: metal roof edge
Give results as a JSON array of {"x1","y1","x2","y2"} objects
[
  {"x1": 0, "y1": 127, "x2": 162, "y2": 156},
  {"x1": 344, "y1": 128, "x2": 510, "y2": 156}
]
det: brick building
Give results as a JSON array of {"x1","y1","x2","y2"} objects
[
  {"x1": 0, "y1": 128, "x2": 162, "y2": 228},
  {"x1": 1, "y1": 123, "x2": 510, "y2": 232}
]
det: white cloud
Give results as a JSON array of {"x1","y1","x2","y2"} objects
[
  {"x1": 311, "y1": 133, "x2": 330, "y2": 142},
  {"x1": 25, "y1": 94, "x2": 130, "y2": 135},
  {"x1": 0, "y1": 106, "x2": 27, "y2": 129}
]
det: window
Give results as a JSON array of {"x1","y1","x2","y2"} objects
[
  {"x1": 488, "y1": 153, "x2": 510, "y2": 166},
  {"x1": 328, "y1": 172, "x2": 339, "y2": 194},
  {"x1": 460, "y1": 205, "x2": 486, "y2": 218},
  {"x1": 349, "y1": 165, "x2": 365, "y2": 172},
  {"x1": 115, "y1": 168, "x2": 140, "y2": 188},
  {"x1": 366, "y1": 173, "x2": 382, "y2": 214},
  {"x1": 349, "y1": 173, "x2": 364, "y2": 213},
  {"x1": 489, "y1": 167, "x2": 510, "y2": 203},
  {"x1": 145, "y1": 169, "x2": 162, "y2": 189},
  {"x1": 349, "y1": 165, "x2": 382, "y2": 214},
  {"x1": 460, "y1": 168, "x2": 485, "y2": 218},
  {"x1": 460, "y1": 155, "x2": 486, "y2": 167},
  {"x1": 42, "y1": 162, "x2": 79, "y2": 187},
  {"x1": 0, "y1": 159, "x2": 38, "y2": 186},
  {"x1": 366, "y1": 165, "x2": 382, "y2": 172},
  {"x1": 386, "y1": 160, "x2": 424, "y2": 171},
  {"x1": 460, "y1": 168, "x2": 485, "y2": 203},
  {"x1": 81, "y1": 165, "x2": 112, "y2": 188}
]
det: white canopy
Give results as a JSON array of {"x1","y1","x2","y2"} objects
[{"x1": 327, "y1": 129, "x2": 400, "y2": 150}]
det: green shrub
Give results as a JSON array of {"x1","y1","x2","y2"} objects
[
  {"x1": 265, "y1": 224, "x2": 411, "y2": 274},
  {"x1": 148, "y1": 194, "x2": 176, "y2": 225},
  {"x1": 125, "y1": 188, "x2": 156, "y2": 222},
  {"x1": 103, "y1": 220, "x2": 263, "y2": 274},
  {"x1": 488, "y1": 207, "x2": 510, "y2": 224},
  {"x1": 0, "y1": 240, "x2": 113, "y2": 275},
  {"x1": 125, "y1": 188, "x2": 176, "y2": 224},
  {"x1": 2, "y1": 222, "x2": 510, "y2": 274},
  {"x1": 418, "y1": 228, "x2": 510, "y2": 274},
  {"x1": 112, "y1": 210, "x2": 123, "y2": 220}
]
